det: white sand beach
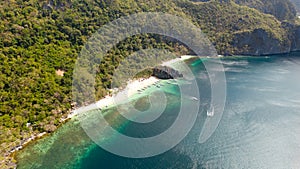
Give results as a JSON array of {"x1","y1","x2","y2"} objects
[
  {"x1": 95, "y1": 76, "x2": 159, "y2": 109},
  {"x1": 68, "y1": 77, "x2": 159, "y2": 119}
]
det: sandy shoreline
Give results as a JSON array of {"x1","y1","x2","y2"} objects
[{"x1": 67, "y1": 76, "x2": 160, "y2": 119}]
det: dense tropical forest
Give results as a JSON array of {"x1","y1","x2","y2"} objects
[{"x1": 0, "y1": 0, "x2": 299, "y2": 168}]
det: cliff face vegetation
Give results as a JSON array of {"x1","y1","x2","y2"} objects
[
  {"x1": 234, "y1": 0, "x2": 297, "y2": 21},
  {"x1": 181, "y1": 0, "x2": 300, "y2": 55},
  {"x1": 0, "y1": 0, "x2": 299, "y2": 167}
]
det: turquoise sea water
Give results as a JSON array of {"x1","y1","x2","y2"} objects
[{"x1": 17, "y1": 54, "x2": 300, "y2": 169}]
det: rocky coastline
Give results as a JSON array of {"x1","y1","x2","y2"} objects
[
  {"x1": 152, "y1": 66, "x2": 184, "y2": 80},
  {"x1": 232, "y1": 26, "x2": 300, "y2": 56}
]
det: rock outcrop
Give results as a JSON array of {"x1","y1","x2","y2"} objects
[{"x1": 152, "y1": 66, "x2": 183, "y2": 79}]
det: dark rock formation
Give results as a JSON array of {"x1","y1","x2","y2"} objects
[
  {"x1": 291, "y1": 25, "x2": 300, "y2": 52},
  {"x1": 285, "y1": 24, "x2": 300, "y2": 52},
  {"x1": 232, "y1": 28, "x2": 291, "y2": 55},
  {"x1": 283, "y1": 22, "x2": 300, "y2": 52},
  {"x1": 152, "y1": 66, "x2": 183, "y2": 79}
]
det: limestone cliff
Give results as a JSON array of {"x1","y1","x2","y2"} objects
[
  {"x1": 232, "y1": 28, "x2": 291, "y2": 56},
  {"x1": 282, "y1": 22, "x2": 300, "y2": 52}
]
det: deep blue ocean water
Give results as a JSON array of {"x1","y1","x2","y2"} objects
[{"x1": 17, "y1": 54, "x2": 300, "y2": 169}]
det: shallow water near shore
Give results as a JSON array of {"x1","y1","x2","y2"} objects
[{"x1": 16, "y1": 54, "x2": 300, "y2": 169}]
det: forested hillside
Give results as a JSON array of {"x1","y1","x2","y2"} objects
[
  {"x1": 0, "y1": 0, "x2": 299, "y2": 168},
  {"x1": 234, "y1": 0, "x2": 297, "y2": 21}
]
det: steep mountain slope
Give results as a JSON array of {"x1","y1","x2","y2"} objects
[
  {"x1": 191, "y1": 0, "x2": 298, "y2": 20},
  {"x1": 234, "y1": 0, "x2": 297, "y2": 21},
  {"x1": 177, "y1": 0, "x2": 291, "y2": 55}
]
